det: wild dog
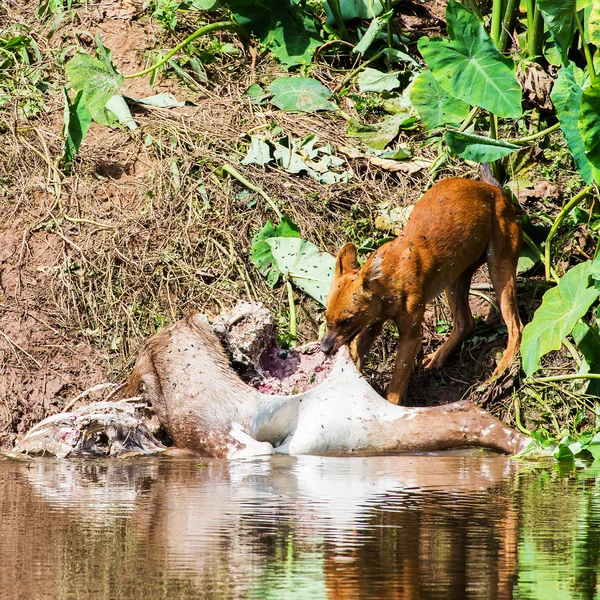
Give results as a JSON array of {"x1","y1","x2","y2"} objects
[{"x1": 320, "y1": 170, "x2": 523, "y2": 405}]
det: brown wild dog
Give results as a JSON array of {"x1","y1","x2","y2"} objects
[{"x1": 320, "y1": 170, "x2": 523, "y2": 405}]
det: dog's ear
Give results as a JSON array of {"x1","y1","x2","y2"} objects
[
  {"x1": 334, "y1": 242, "x2": 359, "y2": 278},
  {"x1": 360, "y1": 253, "x2": 383, "y2": 289}
]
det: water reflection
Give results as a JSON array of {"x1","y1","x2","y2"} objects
[{"x1": 1, "y1": 453, "x2": 599, "y2": 599}]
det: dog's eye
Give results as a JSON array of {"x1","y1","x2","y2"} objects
[{"x1": 340, "y1": 318, "x2": 353, "y2": 327}]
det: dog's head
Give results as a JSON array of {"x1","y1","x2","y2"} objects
[{"x1": 320, "y1": 242, "x2": 384, "y2": 354}]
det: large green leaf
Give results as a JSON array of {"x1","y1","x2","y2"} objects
[
  {"x1": 357, "y1": 67, "x2": 400, "y2": 92},
  {"x1": 228, "y1": 0, "x2": 321, "y2": 67},
  {"x1": 521, "y1": 261, "x2": 598, "y2": 376},
  {"x1": 409, "y1": 69, "x2": 469, "y2": 130},
  {"x1": 65, "y1": 51, "x2": 123, "y2": 126},
  {"x1": 572, "y1": 321, "x2": 600, "y2": 396},
  {"x1": 537, "y1": 0, "x2": 575, "y2": 65},
  {"x1": 268, "y1": 77, "x2": 337, "y2": 112},
  {"x1": 579, "y1": 80, "x2": 600, "y2": 173},
  {"x1": 323, "y1": 0, "x2": 385, "y2": 22},
  {"x1": 551, "y1": 63, "x2": 599, "y2": 184},
  {"x1": 251, "y1": 218, "x2": 300, "y2": 287},
  {"x1": 417, "y1": 0, "x2": 522, "y2": 119},
  {"x1": 61, "y1": 88, "x2": 92, "y2": 170},
  {"x1": 444, "y1": 131, "x2": 519, "y2": 162},
  {"x1": 266, "y1": 237, "x2": 335, "y2": 305},
  {"x1": 590, "y1": 3, "x2": 600, "y2": 47}
]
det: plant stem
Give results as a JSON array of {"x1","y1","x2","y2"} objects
[
  {"x1": 499, "y1": 0, "x2": 520, "y2": 52},
  {"x1": 220, "y1": 164, "x2": 283, "y2": 219},
  {"x1": 511, "y1": 122, "x2": 560, "y2": 145},
  {"x1": 575, "y1": 9, "x2": 596, "y2": 83},
  {"x1": 526, "y1": 1, "x2": 544, "y2": 61},
  {"x1": 123, "y1": 21, "x2": 244, "y2": 79},
  {"x1": 544, "y1": 185, "x2": 594, "y2": 280},
  {"x1": 326, "y1": 0, "x2": 349, "y2": 41},
  {"x1": 491, "y1": 0, "x2": 503, "y2": 47},
  {"x1": 522, "y1": 231, "x2": 559, "y2": 283},
  {"x1": 458, "y1": 106, "x2": 481, "y2": 132},
  {"x1": 384, "y1": 0, "x2": 393, "y2": 47},
  {"x1": 513, "y1": 396, "x2": 531, "y2": 436},
  {"x1": 333, "y1": 49, "x2": 384, "y2": 94},
  {"x1": 534, "y1": 373, "x2": 600, "y2": 383},
  {"x1": 286, "y1": 280, "x2": 297, "y2": 348}
]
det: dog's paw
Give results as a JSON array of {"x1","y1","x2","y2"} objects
[{"x1": 422, "y1": 352, "x2": 441, "y2": 370}]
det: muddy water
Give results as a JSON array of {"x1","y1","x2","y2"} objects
[{"x1": 1, "y1": 453, "x2": 599, "y2": 600}]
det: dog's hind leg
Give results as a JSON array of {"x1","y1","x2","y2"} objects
[{"x1": 487, "y1": 193, "x2": 523, "y2": 377}]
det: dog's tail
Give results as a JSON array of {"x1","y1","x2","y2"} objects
[{"x1": 480, "y1": 163, "x2": 502, "y2": 188}]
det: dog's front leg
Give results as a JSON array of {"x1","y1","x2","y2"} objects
[
  {"x1": 386, "y1": 315, "x2": 423, "y2": 405},
  {"x1": 350, "y1": 321, "x2": 384, "y2": 371}
]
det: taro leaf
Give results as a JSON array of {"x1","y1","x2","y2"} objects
[
  {"x1": 105, "y1": 95, "x2": 137, "y2": 130},
  {"x1": 353, "y1": 10, "x2": 393, "y2": 55},
  {"x1": 228, "y1": 0, "x2": 321, "y2": 67},
  {"x1": 268, "y1": 77, "x2": 336, "y2": 112},
  {"x1": 62, "y1": 88, "x2": 92, "y2": 170},
  {"x1": 266, "y1": 237, "x2": 335, "y2": 305},
  {"x1": 185, "y1": 0, "x2": 221, "y2": 9},
  {"x1": 590, "y1": 3, "x2": 600, "y2": 47},
  {"x1": 246, "y1": 83, "x2": 269, "y2": 104},
  {"x1": 241, "y1": 136, "x2": 273, "y2": 166},
  {"x1": 552, "y1": 63, "x2": 598, "y2": 184},
  {"x1": 444, "y1": 131, "x2": 519, "y2": 162},
  {"x1": 417, "y1": 0, "x2": 522, "y2": 119},
  {"x1": 358, "y1": 67, "x2": 401, "y2": 93},
  {"x1": 348, "y1": 113, "x2": 416, "y2": 150},
  {"x1": 409, "y1": 69, "x2": 469, "y2": 130},
  {"x1": 323, "y1": 0, "x2": 385, "y2": 22},
  {"x1": 579, "y1": 80, "x2": 600, "y2": 175},
  {"x1": 537, "y1": 0, "x2": 575, "y2": 66},
  {"x1": 572, "y1": 321, "x2": 600, "y2": 396},
  {"x1": 517, "y1": 243, "x2": 539, "y2": 274},
  {"x1": 382, "y1": 47, "x2": 420, "y2": 69},
  {"x1": 521, "y1": 260, "x2": 598, "y2": 376},
  {"x1": 251, "y1": 218, "x2": 300, "y2": 287},
  {"x1": 131, "y1": 93, "x2": 185, "y2": 108},
  {"x1": 65, "y1": 51, "x2": 123, "y2": 126}
]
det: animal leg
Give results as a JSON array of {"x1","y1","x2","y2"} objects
[
  {"x1": 350, "y1": 321, "x2": 384, "y2": 371},
  {"x1": 423, "y1": 264, "x2": 479, "y2": 371},
  {"x1": 386, "y1": 313, "x2": 424, "y2": 405},
  {"x1": 488, "y1": 206, "x2": 523, "y2": 377}
]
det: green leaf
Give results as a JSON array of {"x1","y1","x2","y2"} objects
[
  {"x1": 267, "y1": 77, "x2": 336, "y2": 112},
  {"x1": 409, "y1": 69, "x2": 469, "y2": 130},
  {"x1": 353, "y1": 10, "x2": 393, "y2": 55},
  {"x1": 61, "y1": 88, "x2": 92, "y2": 170},
  {"x1": 572, "y1": 321, "x2": 600, "y2": 395},
  {"x1": 266, "y1": 238, "x2": 335, "y2": 305},
  {"x1": 241, "y1": 136, "x2": 273, "y2": 166},
  {"x1": 517, "y1": 243, "x2": 540, "y2": 274},
  {"x1": 245, "y1": 83, "x2": 269, "y2": 105},
  {"x1": 552, "y1": 63, "x2": 598, "y2": 184},
  {"x1": 251, "y1": 218, "x2": 300, "y2": 287},
  {"x1": 65, "y1": 51, "x2": 123, "y2": 126},
  {"x1": 348, "y1": 113, "x2": 416, "y2": 150},
  {"x1": 579, "y1": 80, "x2": 600, "y2": 175},
  {"x1": 444, "y1": 131, "x2": 519, "y2": 162},
  {"x1": 229, "y1": 0, "x2": 322, "y2": 67},
  {"x1": 358, "y1": 68, "x2": 401, "y2": 93},
  {"x1": 323, "y1": 0, "x2": 385, "y2": 22},
  {"x1": 521, "y1": 261, "x2": 598, "y2": 376},
  {"x1": 537, "y1": 0, "x2": 575, "y2": 65},
  {"x1": 417, "y1": 0, "x2": 522, "y2": 119},
  {"x1": 590, "y1": 3, "x2": 600, "y2": 47}
]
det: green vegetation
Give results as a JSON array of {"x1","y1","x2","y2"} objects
[{"x1": 2, "y1": 0, "x2": 600, "y2": 454}]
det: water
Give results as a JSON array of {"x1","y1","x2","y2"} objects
[{"x1": 1, "y1": 452, "x2": 600, "y2": 600}]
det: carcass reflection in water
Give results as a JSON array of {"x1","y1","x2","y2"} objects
[{"x1": 0, "y1": 453, "x2": 535, "y2": 599}]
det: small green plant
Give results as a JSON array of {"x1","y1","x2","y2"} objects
[{"x1": 145, "y1": 0, "x2": 180, "y2": 31}]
